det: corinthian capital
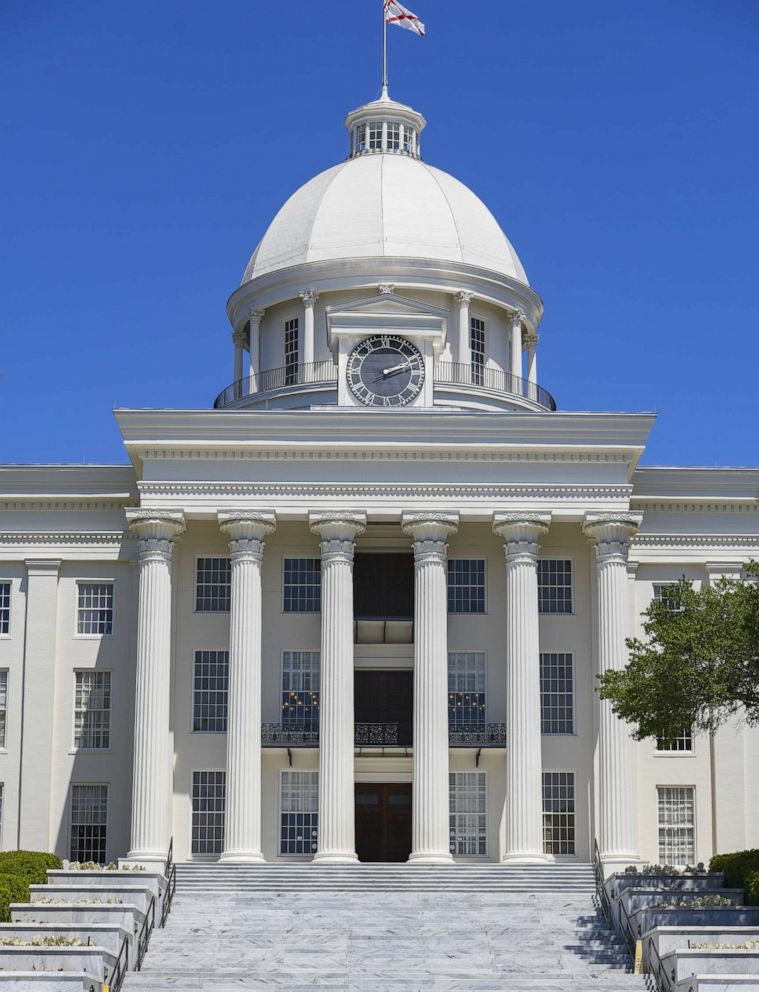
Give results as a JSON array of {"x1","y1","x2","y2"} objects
[
  {"x1": 248, "y1": 307, "x2": 266, "y2": 325},
  {"x1": 300, "y1": 290, "x2": 319, "y2": 308},
  {"x1": 218, "y1": 511, "x2": 276, "y2": 561},
  {"x1": 455, "y1": 291, "x2": 474, "y2": 308},
  {"x1": 309, "y1": 511, "x2": 366, "y2": 563},
  {"x1": 402, "y1": 511, "x2": 459, "y2": 563},
  {"x1": 493, "y1": 512, "x2": 551, "y2": 564},
  {"x1": 510, "y1": 309, "x2": 526, "y2": 328},
  {"x1": 126, "y1": 509, "x2": 185, "y2": 562},
  {"x1": 523, "y1": 331, "x2": 539, "y2": 350},
  {"x1": 583, "y1": 512, "x2": 642, "y2": 564},
  {"x1": 232, "y1": 328, "x2": 247, "y2": 348}
]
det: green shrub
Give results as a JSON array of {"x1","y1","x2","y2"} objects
[
  {"x1": 0, "y1": 873, "x2": 30, "y2": 922},
  {"x1": 710, "y1": 850, "x2": 759, "y2": 891},
  {"x1": 0, "y1": 851, "x2": 62, "y2": 886},
  {"x1": 745, "y1": 870, "x2": 759, "y2": 906}
]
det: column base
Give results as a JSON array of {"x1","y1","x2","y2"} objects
[
  {"x1": 219, "y1": 851, "x2": 266, "y2": 864},
  {"x1": 408, "y1": 851, "x2": 454, "y2": 865},
  {"x1": 500, "y1": 852, "x2": 550, "y2": 865},
  {"x1": 124, "y1": 851, "x2": 168, "y2": 871},
  {"x1": 312, "y1": 851, "x2": 359, "y2": 865},
  {"x1": 599, "y1": 853, "x2": 644, "y2": 878}
]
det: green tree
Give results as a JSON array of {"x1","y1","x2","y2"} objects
[{"x1": 598, "y1": 562, "x2": 759, "y2": 741}]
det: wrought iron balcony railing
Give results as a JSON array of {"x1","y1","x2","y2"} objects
[
  {"x1": 214, "y1": 360, "x2": 338, "y2": 408},
  {"x1": 260, "y1": 722, "x2": 507, "y2": 748},
  {"x1": 448, "y1": 723, "x2": 507, "y2": 746},
  {"x1": 435, "y1": 362, "x2": 556, "y2": 411}
]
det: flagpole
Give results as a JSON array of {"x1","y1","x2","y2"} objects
[{"x1": 382, "y1": 0, "x2": 389, "y2": 98}]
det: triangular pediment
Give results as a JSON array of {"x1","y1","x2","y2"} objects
[{"x1": 325, "y1": 292, "x2": 448, "y2": 320}]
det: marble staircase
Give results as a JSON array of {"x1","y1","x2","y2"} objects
[{"x1": 123, "y1": 864, "x2": 650, "y2": 991}]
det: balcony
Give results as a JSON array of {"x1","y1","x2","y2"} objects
[
  {"x1": 435, "y1": 362, "x2": 556, "y2": 411},
  {"x1": 260, "y1": 723, "x2": 507, "y2": 748}
]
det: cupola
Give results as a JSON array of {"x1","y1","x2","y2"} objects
[{"x1": 344, "y1": 93, "x2": 426, "y2": 160}]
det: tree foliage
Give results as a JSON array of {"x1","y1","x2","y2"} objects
[{"x1": 598, "y1": 562, "x2": 759, "y2": 741}]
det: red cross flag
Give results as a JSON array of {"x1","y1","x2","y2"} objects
[{"x1": 384, "y1": 0, "x2": 425, "y2": 37}]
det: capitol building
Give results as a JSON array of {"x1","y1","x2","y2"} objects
[{"x1": 1, "y1": 87, "x2": 757, "y2": 874}]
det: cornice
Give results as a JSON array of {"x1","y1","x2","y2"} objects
[
  {"x1": 133, "y1": 449, "x2": 633, "y2": 464},
  {"x1": 632, "y1": 534, "x2": 759, "y2": 550},
  {"x1": 631, "y1": 500, "x2": 758, "y2": 514},
  {"x1": 0, "y1": 531, "x2": 129, "y2": 546},
  {"x1": 0, "y1": 499, "x2": 134, "y2": 512}
]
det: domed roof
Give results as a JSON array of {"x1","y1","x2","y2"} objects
[{"x1": 242, "y1": 153, "x2": 529, "y2": 285}]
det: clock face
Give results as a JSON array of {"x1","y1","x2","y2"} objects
[{"x1": 346, "y1": 335, "x2": 425, "y2": 407}]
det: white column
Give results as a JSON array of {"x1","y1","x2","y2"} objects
[
  {"x1": 510, "y1": 309, "x2": 524, "y2": 389},
  {"x1": 525, "y1": 331, "x2": 539, "y2": 401},
  {"x1": 300, "y1": 291, "x2": 319, "y2": 368},
  {"x1": 126, "y1": 509, "x2": 185, "y2": 864},
  {"x1": 402, "y1": 511, "x2": 459, "y2": 864},
  {"x1": 218, "y1": 511, "x2": 276, "y2": 862},
  {"x1": 456, "y1": 291, "x2": 473, "y2": 372},
  {"x1": 232, "y1": 329, "x2": 245, "y2": 386},
  {"x1": 309, "y1": 511, "x2": 366, "y2": 863},
  {"x1": 583, "y1": 512, "x2": 642, "y2": 873},
  {"x1": 493, "y1": 512, "x2": 551, "y2": 863},
  {"x1": 248, "y1": 308, "x2": 265, "y2": 392}
]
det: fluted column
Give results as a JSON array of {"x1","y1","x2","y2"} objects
[
  {"x1": 300, "y1": 291, "x2": 319, "y2": 367},
  {"x1": 456, "y1": 291, "x2": 473, "y2": 369},
  {"x1": 510, "y1": 309, "x2": 524, "y2": 384},
  {"x1": 583, "y1": 512, "x2": 643, "y2": 873},
  {"x1": 309, "y1": 511, "x2": 366, "y2": 863},
  {"x1": 248, "y1": 308, "x2": 265, "y2": 392},
  {"x1": 493, "y1": 512, "x2": 551, "y2": 863},
  {"x1": 218, "y1": 511, "x2": 276, "y2": 862},
  {"x1": 402, "y1": 511, "x2": 459, "y2": 863},
  {"x1": 126, "y1": 509, "x2": 185, "y2": 863}
]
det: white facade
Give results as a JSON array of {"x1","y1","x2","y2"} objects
[{"x1": 1, "y1": 90, "x2": 757, "y2": 871}]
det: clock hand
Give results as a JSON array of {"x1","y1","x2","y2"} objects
[{"x1": 382, "y1": 360, "x2": 412, "y2": 376}]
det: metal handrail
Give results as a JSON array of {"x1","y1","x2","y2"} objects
[
  {"x1": 618, "y1": 891, "x2": 639, "y2": 960},
  {"x1": 108, "y1": 929, "x2": 130, "y2": 992},
  {"x1": 160, "y1": 836, "x2": 176, "y2": 928},
  {"x1": 137, "y1": 894, "x2": 156, "y2": 969},
  {"x1": 449, "y1": 722, "x2": 507, "y2": 746},
  {"x1": 435, "y1": 361, "x2": 557, "y2": 411},
  {"x1": 214, "y1": 360, "x2": 338, "y2": 407},
  {"x1": 647, "y1": 936, "x2": 674, "y2": 992},
  {"x1": 260, "y1": 721, "x2": 508, "y2": 747},
  {"x1": 593, "y1": 839, "x2": 612, "y2": 927}
]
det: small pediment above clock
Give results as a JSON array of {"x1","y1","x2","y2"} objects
[{"x1": 326, "y1": 293, "x2": 448, "y2": 358}]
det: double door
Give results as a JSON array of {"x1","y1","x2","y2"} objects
[{"x1": 355, "y1": 783, "x2": 412, "y2": 862}]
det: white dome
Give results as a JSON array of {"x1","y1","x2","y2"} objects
[{"x1": 242, "y1": 154, "x2": 529, "y2": 285}]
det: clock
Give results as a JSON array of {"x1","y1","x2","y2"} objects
[{"x1": 346, "y1": 335, "x2": 425, "y2": 407}]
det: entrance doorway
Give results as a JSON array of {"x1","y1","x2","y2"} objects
[
  {"x1": 354, "y1": 670, "x2": 413, "y2": 745},
  {"x1": 355, "y1": 783, "x2": 412, "y2": 862}
]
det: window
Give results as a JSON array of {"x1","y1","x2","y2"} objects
[
  {"x1": 470, "y1": 317, "x2": 486, "y2": 386},
  {"x1": 70, "y1": 785, "x2": 108, "y2": 863},
  {"x1": 76, "y1": 582, "x2": 113, "y2": 635},
  {"x1": 657, "y1": 730, "x2": 694, "y2": 753},
  {"x1": 192, "y1": 771, "x2": 226, "y2": 856},
  {"x1": 195, "y1": 558, "x2": 231, "y2": 612},
  {"x1": 368, "y1": 122, "x2": 383, "y2": 150},
  {"x1": 283, "y1": 558, "x2": 321, "y2": 613},
  {"x1": 0, "y1": 672, "x2": 7, "y2": 749},
  {"x1": 402, "y1": 126, "x2": 413, "y2": 153},
  {"x1": 74, "y1": 671, "x2": 111, "y2": 750},
  {"x1": 537, "y1": 559, "x2": 573, "y2": 614},
  {"x1": 354, "y1": 126, "x2": 365, "y2": 154},
  {"x1": 282, "y1": 651, "x2": 320, "y2": 728},
  {"x1": 193, "y1": 651, "x2": 229, "y2": 732},
  {"x1": 280, "y1": 771, "x2": 318, "y2": 855},
  {"x1": 653, "y1": 583, "x2": 685, "y2": 612},
  {"x1": 658, "y1": 786, "x2": 695, "y2": 864},
  {"x1": 449, "y1": 772, "x2": 487, "y2": 856},
  {"x1": 387, "y1": 122, "x2": 400, "y2": 150},
  {"x1": 540, "y1": 653, "x2": 574, "y2": 735},
  {"x1": 448, "y1": 559, "x2": 486, "y2": 614},
  {"x1": 284, "y1": 318, "x2": 299, "y2": 385},
  {"x1": 0, "y1": 583, "x2": 9, "y2": 635},
  {"x1": 448, "y1": 652, "x2": 486, "y2": 727},
  {"x1": 543, "y1": 772, "x2": 575, "y2": 855}
]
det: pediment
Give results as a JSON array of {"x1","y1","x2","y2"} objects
[{"x1": 325, "y1": 291, "x2": 449, "y2": 320}]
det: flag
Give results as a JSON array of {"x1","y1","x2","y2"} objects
[{"x1": 384, "y1": 0, "x2": 425, "y2": 37}]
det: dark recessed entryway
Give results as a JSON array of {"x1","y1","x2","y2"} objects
[
  {"x1": 354, "y1": 669, "x2": 413, "y2": 746},
  {"x1": 355, "y1": 783, "x2": 412, "y2": 862}
]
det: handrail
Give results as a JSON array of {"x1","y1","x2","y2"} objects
[
  {"x1": 108, "y1": 929, "x2": 130, "y2": 992},
  {"x1": 161, "y1": 836, "x2": 177, "y2": 928},
  {"x1": 618, "y1": 892, "x2": 639, "y2": 960},
  {"x1": 137, "y1": 893, "x2": 156, "y2": 969},
  {"x1": 647, "y1": 936, "x2": 674, "y2": 992},
  {"x1": 435, "y1": 361, "x2": 557, "y2": 411},
  {"x1": 214, "y1": 360, "x2": 338, "y2": 407},
  {"x1": 593, "y1": 839, "x2": 612, "y2": 927}
]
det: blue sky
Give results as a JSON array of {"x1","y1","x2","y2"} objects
[{"x1": 2, "y1": 0, "x2": 757, "y2": 466}]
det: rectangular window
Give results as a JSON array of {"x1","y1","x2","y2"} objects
[
  {"x1": 74, "y1": 671, "x2": 111, "y2": 750},
  {"x1": 538, "y1": 559, "x2": 573, "y2": 614},
  {"x1": 540, "y1": 653, "x2": 574, "y2": 735},
  {"x1": 368, "y1": 122, "x2": 383, "y2": 150},
  {"x1": 283, "y1": 558, "x2": 321, "y2": 613},
  {"x1": 543, "y1": 771, "x2": 576, "y2": 855},
  {"x1": 282, "y1": 651, "x2": 320, "y2": 728},
  {"x1": 653, "y1": 583, "x2": 685, "y2": 612},
  {"x1": 447, "y1": 559, "x2": 486, "y2": 614},
  {"x1": 449, "y1": 772, "x2": 487, "y2": 856},
  {"x1": 280, "y1": 771, "x2": 318, "y2": 855},
  {"x1": 448, "y1": 652, "x2": 486, "y2": 727},
  {"x1": 0, "y1": 672, "x2": 7, "y2": 749},
  {"x1": 193, "y1": 651, "x2": 229, "y2": 733},
  {"x1": 354, "y1": 126, "x2": 365, "y2": 154},
  {"x1": 284, "y1": 318, "x2": 299, "y2": 384},
  {"x1": 0, "y1": 583, "x2": 10, "y2": 635},
  {"x1": 195, "y1": 558, "x2": 231, "y2": 613},
  {"x1": 387, "y1": 122, "x2": 401, "y2": 150},
  {"x1": 76, "y1": 582, "x2": 113, "y2": 635},
  {"x1": 470, "y1": 317, "x2": 486, "y2": 386},
  {"x1": 70, "y1": 785, "x2": 108, "y2": 864},
  {"x1": 658, "y1": 786, "x2": 695, "y2": 864},
  {"x1": 192, "y1": 771, "x2": 226, "y2": 856},
  {"x1": 657, "y1": 730, "x2": 694, "y2": 752}
]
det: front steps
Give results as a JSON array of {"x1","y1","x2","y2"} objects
[{"x1": 123, "y1": 863, "x2": 648, "y2": 992}]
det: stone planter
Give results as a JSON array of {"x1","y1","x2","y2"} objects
[
  {"x1": 0, "y1": 945, "x2": 115, "y2": 984},
  {"x1": 643, "y1": 926, "x2": 759, "y2": 970},
  {"x1": 29, "y1": 885, "x2": 153, "y2": 917},
  {"x1": 0, "y1": 923, "x2": 133, "y2": 968},
  {"x1": 632, "y1": 907, "x2": 759, "y2": 941},
  {"x1": 47, "y1": 870, "x2": 165, "y2": 902},
  {"x1": 663, "y1": 948, "x2": 759, "y2": 982},
  {"x1": 0, "y1": 975, "x2": 100, "y2": 991}
]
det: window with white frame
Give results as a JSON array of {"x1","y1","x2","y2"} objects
[
  {"x1": 653, "y1": 583, "x2": 685, "y2": 612},
  {"x1": 74, "y1": 671, "x2": 111, "y2": 750},
  {"x1": 402, "y1": 125, "x2": 413, "y2": 153},
  {"x1": 387, "y1": 122, "x2": 401, "y2": 150},
  {"x1": 70, "y1": 784, "x2": 108, "y2": 863},
  {"x1": 0, "y1": 583, "x2": 10, "y2": 635},
  {"x1": 542, "y1": 772, "x2": 575, "y2": 855},
  {"x1": 280, "y1": 771, "x2": 318, "y2": 855},
  {"x1": 657, "y1": 729, "x2": 694, "y2": 752},
  {"x1": 448, "y1": 652, "x2": 486, "y2": 727},
  {"x1": 0, "y1": 672, "x2": 7, "y2": 748},
  {"x1": 537, "y1": 559, "x2": 573, "y2": 614},
  {"x1": 540, "y1": 653, "x2": 574, "y2": 735},
  {"x1": 658, "y1": 786, "x2": 695, "y2": 864},
  {"x1": 354, "y1": 125, "x2": 366, "y2": 153},
  {"x1": 447, "y1": 559, "x2": 486, "y2": 614},
  {"x1": 282, "y1": 651, "x2": 320, "y2": 728},
  {"x1": 195, "y1": 558, "x2": 231, "y2": 612},
  {"x1": 368, "y1": 122, "x2": 383, "y2": 150},
  {"x1": 283, "y1": 558, "x2": 321, "y2": 612},
  {"x1": 76, "y1": 582, "x2": 113, "y2": 635},
  {"x1": 449, "y1": 772, "x2": 487, "y2": 856},
  {"x1": 193, "y1": 651, "x2": 229, "y2": 732},
  {"x1": 284, "y1": 318, "x2": 299, "y2": 384},
  {"x1": 470, "y1": 317, "x2": 486, "y2": 386},
  {"x1": 192, "y1": 771, "x2": 225, "y2": 856}
]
